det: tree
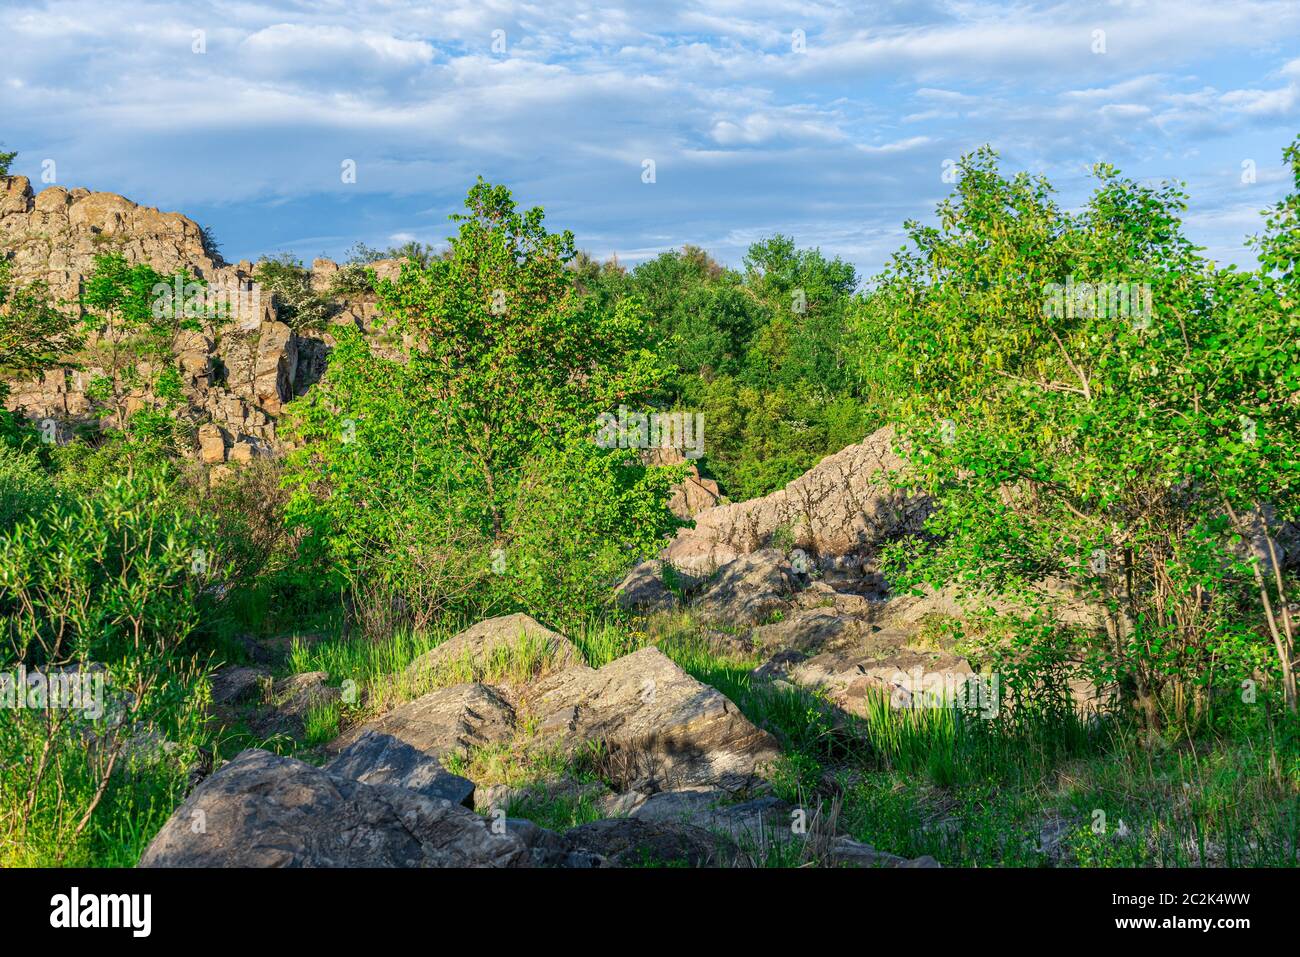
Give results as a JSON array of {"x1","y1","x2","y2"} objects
[
  {"x1": 855, "y1": 145, "x2": 1300, "y2": 725},
  {"x1": 0, "y1": 259, "x2": 80, "y2": 395},
  {"x1": 370, "y1": 178, "x2": 671, "y2": 536},
  {"x1": 283, "y1": 180, "x2": 682, "y2": 627}
]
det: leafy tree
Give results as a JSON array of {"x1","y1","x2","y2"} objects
[
  {"x1": 0, "y1": 259, "x2": 80, "y2": 395},
  {"x1": 855, "y1": 145, "x2": 1300, "y2": 724},
  {"x1": 0, "y1": 147, "x2": 15, "y2": 178},
  {"x1": 80, "y1": 253, "x2": 191, "y2": 429},
  {"x1": 284, "y1": 180, "x2": 681, "y2": 627}
]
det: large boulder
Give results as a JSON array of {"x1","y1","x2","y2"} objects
[
  {"x1": 613, "y1": 559, "x2": 679, "y2": 614},
  {"x1": 405, "y1": 614, "x2": 584, "y2": 688},
  {"x1": 662, "y1": 425, "x2": 927, "y2": 578},
  {"x1": 526, "y1": 646, "x2": 781, "y2": 792},
  {"x1": 329, "y1": 681, "x2": 516, "y2": 760},
  {"x1": 325, "y1": 731, "x2": 476, "y2": 807},
  {"x1": 138, "y1": 749, "x2": 530, "y2": 867}
]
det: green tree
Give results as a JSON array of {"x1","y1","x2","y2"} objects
[
  {"x1": 0, "y1": 259, "x2": 80, "y2": 398},
  {"x1": 80, "y1": 253, "x2": 194, "y2": 430},
  {"x1": 855, "y1": 145, "x2": 1300, "y2": 724},
  {"x1": 283, "y1": 180, "x2": 682, "y2": 628}
]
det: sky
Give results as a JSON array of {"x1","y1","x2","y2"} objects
[{"x1": 1, "y1": 0, "x2": 1298, "y2": 281}]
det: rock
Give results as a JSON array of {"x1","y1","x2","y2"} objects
[
  {"x1": 643, "y1": 447, "x2": 722, "y2": 518},
  {"x1": 138, "y1": 749, "x2": 529, "y2": 867},
  {"x1": 526, "y1": 646, "x2": 781, "y2": 792},
  {"x1": 613, "y1": 559, "x2": 679, "y2": 614},
  {"x1": 563, "y1": 817, "x2": 735, "y2": 867},
  {"x1": 505, "y1": 818, "x2": 602, "y2": 868},
  {"x1": 788, "y1": 646, "x2": 978, "y2": 718},
  {"x1": 662, "y1": 425, "x2": 927, "y2": 578},
  {"x1": 828, "y1": 836, "x2": 938, "y2": 868},
  {"x1": 329, "y1": 682, "x2": 515, "y2": 760},
  {"x1": 750, "y1": 649, "x2": 809, "y2": 682},
  {"x1": 325, "y1": 730, "x2": 476, "y2": 807},
  {"x1": 633, "y1": 790, "x2": 791, "y2": 844},
  {"x1": 693, "y1": 548, "x2": 795, "y2": 628},
  {"x1": 208, "y1": 665, "x2": 269, "y2": 707},
  {"x1": 405, "y1": 614, "x2": 584, "y2": 687},
  {"x1": 751, "y1": 607, "x2": 866, "y2": 655},
  {"x1": 253, "y1": 671, "x2": 341, "y2": 735},
  {"x1": 197, "y1": 422, "x2": 226, "y2": 464}
]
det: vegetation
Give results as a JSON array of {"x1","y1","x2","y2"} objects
[{"x1": 0, "y1": 137, "x2": 1297, "y2": 867}]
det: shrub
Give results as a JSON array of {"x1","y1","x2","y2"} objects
[{"x1": 0, "y1": 472, "x2": 224, "y2": 862}]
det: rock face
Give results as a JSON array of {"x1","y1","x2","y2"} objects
[
  {"x1": 693, "y1": 548, "x2": 797, "y2": 628},
  {"x1": 0, "y1": 174, "x2": 408, "y2": 471},
  {"x1": 526, "y1": 646, "x2": 781, "y2": 792},
  {"x1": 138, "y1": 749, "x2": 530, "y2": 868},
  {"x1": 662, "y1": 425, "x2": 927, "y2": 577},
  {"x1": 0, "y1": 177, "x2": 221, "y2": 303}
]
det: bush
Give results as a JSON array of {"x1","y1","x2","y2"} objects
[{"x1": 0, "y1": 472, "x2": 224, "y2": 862}]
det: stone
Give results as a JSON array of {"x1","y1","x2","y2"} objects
[
  {"x1": 325, "y1": 731, "x2": 476, "y2": 807},
  {"x1": 613, "y1": 559, "x2": 679, "y2": 614},
  {"x1": 693, "y1": 548, "x2": 795, "y2": 628},
  {"x1": 329, "y1": 682, "x2": 516, "y2": 760},
  {"x1": 662, "y1": 425, "x2": 928, "y2": 578},
  {"x1": 526, "y1": 646, "x2": 781, "y2": 792},
  {"x1": 197, "y1": 422, "x2": 226, "y2": 464},
  {"x1": 563, "y1": 817, "x2": 735, "y2": 868},
  {"x1": 405, "y1": 613, "x2": 584, "y2": 686},
  {"x1": 208, "y1": 665, "x2": 269, "y2": 707},
  {"x1": 252, "y1": 671, "x2": 341, "y2": 735},
  {"x1": 138, "y1": 749, "x2": 529, "y2": 867},
  {"x1": 788, "y1": 645, "x2": 977, "y2": 718}
]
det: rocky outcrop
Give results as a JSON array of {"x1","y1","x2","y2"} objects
[
  {"x1": 138, "y1": 749, "x2": 530, "y2": 868},
  {"x1": 526, "y1": 646, "x2": 781, "y2": 792},
  {"x1": 0, "y1": 175, "x2": 414, "y2": 473},
  {"x1": 662, "y1": 425, "x2": 926, "y2": 578}
]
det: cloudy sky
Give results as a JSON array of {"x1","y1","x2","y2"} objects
[{"x1": 2, "y1": 0, "x2": 1298, "y2": 278}]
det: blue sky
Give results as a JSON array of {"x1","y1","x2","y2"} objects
[{"x1": 2, "y1": 0, "x2": 1298, "y2": 279}]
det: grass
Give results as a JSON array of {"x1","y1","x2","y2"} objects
[{"x1": 15, "y1": 602, "x2": 1295, "y2": 868}]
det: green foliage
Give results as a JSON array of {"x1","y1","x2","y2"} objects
[
  {"x1": 594, "y1": 236, "x2": 873, "y2": 499},
  {"x1": 854, "y1": 143, "x2": 1300, "y2": 723},
  {"x1": 0, "y1": 471, "x2": 221, "y2": 863},
  {"x1": 0, "y1": 445, "x2": 55, "y2": 534},
  {"x1": 284, "y1": 180, "x2": 682, "y2": 631},
  {"x1": 0, "y1": 147, "x2": 14, "y2": 178},
  {"x1": 79, "y1": 252, "x2": 199, "y2": 435},
  {"x1": 0, "y1": 258, "x2": 80, "y2": 397},
  {"x1": 253, "y1": 252, "x2": 333, "y2": 331}
]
